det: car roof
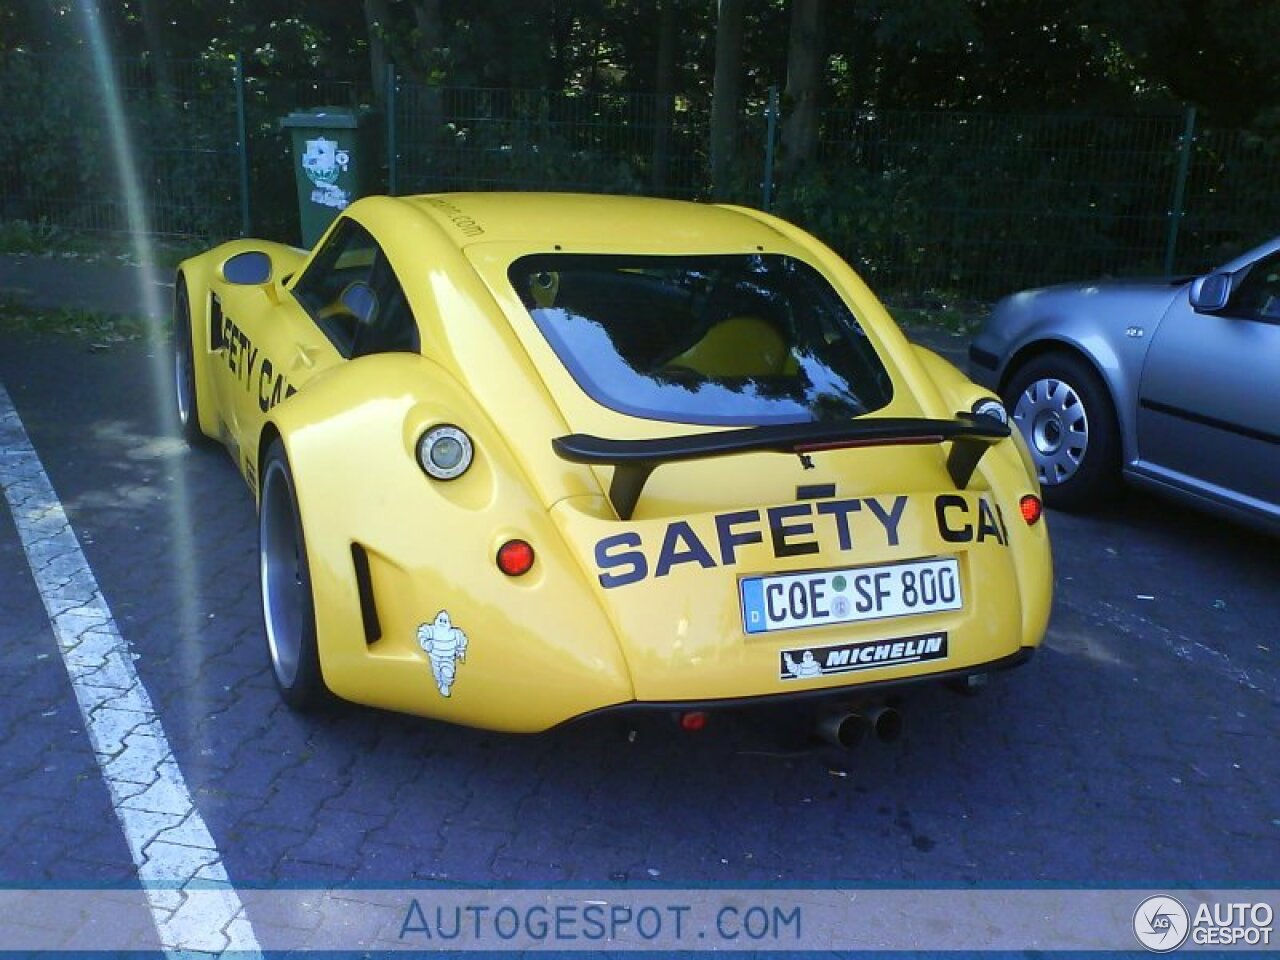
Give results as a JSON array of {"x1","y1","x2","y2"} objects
[{"x1": 393, "y1": 192, "x2": 787, "y2": 250}]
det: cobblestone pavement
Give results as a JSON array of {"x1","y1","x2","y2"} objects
[
  {"x1": 0, "y1": 489, "x2": 142, "y2": 886},
  {"x1": 3, "y1": 330, "x2": 1276, "y2": 888},
  {"x1": 0, "y1": 314, "x2": 1276, "y2": 950}
]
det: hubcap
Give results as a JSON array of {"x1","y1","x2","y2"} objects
[
  {"x1": 260, "y1": 460, "x2": 305, "y2": 688},
  {"x1": 1012, "y1": 376, "x2": 1089, "y2": 486}
]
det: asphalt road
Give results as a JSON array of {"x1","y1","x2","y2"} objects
[
  {"x1": 1, "y1": 325, "x2": 1276, "y2": 901},
  {"x1": 0, "y1": 240, "x2": 1278, "y2": 952},
  {"x1": 0, "y1": 253, "x2": 173, "y2": 318}
]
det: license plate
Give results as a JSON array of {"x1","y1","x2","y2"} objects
[{"x1": 739, "y1": 557, "x2": 962, "y2": 634}]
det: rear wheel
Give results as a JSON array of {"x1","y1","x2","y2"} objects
[
  {"x1": 173, "y1": 278, "x2": 207, "y2": 445},
  {"x1": 259, "y1": 439, "x2": 329, "y2": 709},
  {"x1": 1003, "y1": 352, "x2": 1121, "y2": 510}
]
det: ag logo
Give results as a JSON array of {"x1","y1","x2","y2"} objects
[{"x1": 1133, "y1": 895, "x2": 1190, "y2": 952}]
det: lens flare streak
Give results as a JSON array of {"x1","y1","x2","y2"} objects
[{"x1": 74, "y1": 1, "x2": 262, "y2": 953}]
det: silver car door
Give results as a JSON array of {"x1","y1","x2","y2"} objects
[{"x1": 1136, "y1": 248, "x2": 1280, "y2": 510}]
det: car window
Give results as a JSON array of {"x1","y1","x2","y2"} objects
[
  {"x1": 1230, "y1": 249, "x2": 1280, "y2": 323},
  {"x1": 509, "y1": 253, "x2": 894, "y2": 426},
  {"x1": 292, "y1": 218, "x2": 420, "y2": 357}
]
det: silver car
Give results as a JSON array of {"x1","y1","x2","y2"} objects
[{"x1": 969, "y1": 235, "x2": 1280, "y2": 533}]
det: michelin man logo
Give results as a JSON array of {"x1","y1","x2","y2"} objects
[
  {"x1": 783, "y1": 650, "x2": 822, "y2": 679},
  {"x1": 417, "y1": 610, "x2": 468, "y2": 698},
  {"x1": 301, "y1": 137, "x2": 351, "y2": 210}
]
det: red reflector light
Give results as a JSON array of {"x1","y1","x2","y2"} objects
[
  {"x1": 1019, "y1": 494, "x2": 1043, "y2": 525},
  {"x1": 496, "y1": 539, "x2": 535, "y2": 576},
  {"x1": 679, "y1": 711, "x2": 708, "y2": 732}
]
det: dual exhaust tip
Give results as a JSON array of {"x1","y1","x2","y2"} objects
[
  {"x1": 669, "y1": 704, "x2": 902, "y2": 747},
  {"x1": 815, "y1": 705, "x2": 903, "y2": 749}
]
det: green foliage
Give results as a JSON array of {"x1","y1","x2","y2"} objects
[
  {"x1": 0, "y1": 219, "x2": 93, "y2": 255},
  {"x1": 769, "y1": 105, "x2": 1275, "y2": 302},
  {"x1": 1086, "y1": 0, "x2": 1280, "y2": 127},
  {"x1": 1178, "y1": 123, "x2": 1280, "y2": 270},
  {"x1": 0, "y1": 219, "x2": 201, "y2": 266},
  {"x1": 2, "y1": 2, "x2": 1277, "y2": 326},
  {"x1": 0, "y1": 52, "x2": 82, "y2": 206},
  {"x1": 9, "y1": 0, "x2": 1274, "y2": 126},
  {"x1": 0, "y1": 296, "x2": 150, "y2": 342},
  {"x1": 0, "y1": 52, "x2": 241, "y2": 241},
  {"x1": 395, "y1": 86, "x2": 688, "y2": 198}
]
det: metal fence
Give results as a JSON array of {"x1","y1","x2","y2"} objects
[
  {"x1": 392, "y1": 86, "x2": 714, "y2": 199},
  {"x1": 0, "y1": 53, "x2": 244, "y2": 240},
  {"x1": 781, "y1": 109, "x2": 1191, "y2": 300},
  {"x1": 782, "y1": 106, "x2": 1280, "y2": 299},
  {"x1": 2, "y1": 50, "x2": 1277, "y2": 305},
  {"x1": 1179, "y1": 120, "x2": 1280, "y2": 265}
]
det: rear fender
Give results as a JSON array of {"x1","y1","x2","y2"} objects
[
  {"x1": 262, "y1": 352, "x2": 634, "y2": 731},
  {"x1": 914, "y1": 345, "x2": 1052, "y2": 649}
]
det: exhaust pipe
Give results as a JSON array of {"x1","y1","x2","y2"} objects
[
  {"x1": 815, "y1": 710, "x2": 869, "y2": 749},
  {"x1": 866, "y1": 705, "x2": 903, "y2": 743}
]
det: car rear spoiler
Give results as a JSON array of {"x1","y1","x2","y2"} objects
[{"x1": 552, "y1": 415, "x2": 1010, "y2": 521}]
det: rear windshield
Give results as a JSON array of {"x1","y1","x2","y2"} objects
[{"x1": 509, "y1": 253, "x2": 893, "y2": 426}]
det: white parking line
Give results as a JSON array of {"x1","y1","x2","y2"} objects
[{"x1": 0, "y1": 382, "x2": 261, "y2": 957}]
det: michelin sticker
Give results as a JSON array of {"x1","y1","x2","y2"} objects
[
  {"x1": 301, "y1": 136, "x2": 351, "y2": 210},
  {"x1": 782, "y1": 650, "x2": 823, "y2": 678},
  {"x1": 417, "y1": 610, "x2": 468, "y2": 698},
  {"x1": 780, "y1": 632, "x2": 947, "y2": 680}
]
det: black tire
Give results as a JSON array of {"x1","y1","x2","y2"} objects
[
  {"x1": 173, "y1": 278, "x2": 209, "y2": 446},
  {"x1": 1002, "y1": 351, "x2": 1121, "y2": 510},
  {"x1": 258, "y1": 439, "x2": 329, "y2": 709}
]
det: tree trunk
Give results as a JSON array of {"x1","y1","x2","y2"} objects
[
  {"x1": 710, "y1": 0, "x2": 744, "y2": 200},
  {"x1": 651, "y1": 0, "x2": 677, "y2": 194},
  {"x1": 138, "y1": 0, "x2": 175, "y2": 100},
  {"x1": 781, "y1": 0, "x2": 823, "y2": 179},
  {"x1": 410, "y1": 0, "x2": 444, "y2": 166},
  {"x1": 363, "y1": 0, "x2": 391, "y2": 106},
  {"x1": 411, "y1": 0, "x2": 442, "y2": 79},
  {"x1": 548, "y1": 1, "x2": 574, "y2": 93}
]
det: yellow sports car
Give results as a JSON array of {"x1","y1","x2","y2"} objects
[{"x1": 174, "y1": 193, "x2": 1051, "y2": 738}]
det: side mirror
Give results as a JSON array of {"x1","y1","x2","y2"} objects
[
  {"x1": 1189, "y1": 272, "x2": 1231, "y2": 313},
  {"x1": 220, "y1": 250, "x2": 273, "y2": 286}
]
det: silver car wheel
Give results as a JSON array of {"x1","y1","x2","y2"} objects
[
  {"x1": 174, "y1": 330, "x2": 192, "y2": 426},
  {"x1": 260, "y1": 458, "x2": 304, "y2": 689},
  {"x1": 1013, "y1": 376, "x2": 1089, "y2": 486},
  {"x1": 173, "y1": 282, "x2": 200, "y2": 440}
]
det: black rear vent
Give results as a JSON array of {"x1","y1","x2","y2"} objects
[{"x1": 350, "y1": 543, "x2": 382, "y2": 645}]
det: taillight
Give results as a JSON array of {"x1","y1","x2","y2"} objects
[
  {"x1": 679, "y1": 711, "x2": 708, "y2": 732},
  {"x1": 496, "y1": 539, "x2": 535, "y2": 576},
  {"x1": 1019, "y1": 494, "x2": 1043, "y2": 525}
]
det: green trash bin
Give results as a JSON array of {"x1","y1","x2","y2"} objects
[{"x1": 280, "y1": 107, "x2": 377, "y2": 247}]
